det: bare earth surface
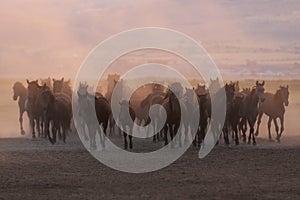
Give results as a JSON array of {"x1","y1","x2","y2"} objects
[{"x1": 0, "y1": 136, "x2": 299, "y2": 200}]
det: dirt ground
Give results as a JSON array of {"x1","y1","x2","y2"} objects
[{"x1": 0, "y1": 136, "x2": 299, "y2": 200}]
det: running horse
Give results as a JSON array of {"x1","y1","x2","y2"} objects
[
  {"x1": 12, "y1": 82, "x2": 28, "y2": 135},
  {"x1": 255, "y1": 85, "x2": 289, "y2": 142},
  {"x1": 26, "y1": 80, "x2": 49, "y2": 138},
  {"x1": 240, "y1": 81, "x2": 266, "y2": 145}
]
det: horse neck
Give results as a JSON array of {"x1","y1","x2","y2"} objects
[
  {"x1": 249, "y1": 90, "x2": 259, "y2": 106},
  {"x1": 18, "y1": 87, "x2": 28, "y2": 100},
  {"x1": 274, "y1": 90, "x2": 284, "y2": 105}
]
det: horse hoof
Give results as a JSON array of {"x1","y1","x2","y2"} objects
[
  {"x1": 255, "y1": 132, "x2": 259, "y2": 136},
  {"x1": 253, "y1": 141, "x2": 256, "y2": 145},
  {"x1": 247, "y1": 141, "x2": 251, "y2": 145},
  {"x1": 21, "y1": 130, "x2": 26, "y2": 135},
  {"x1": 235, "y1": 141, "x2": 239, "y2": 145}
]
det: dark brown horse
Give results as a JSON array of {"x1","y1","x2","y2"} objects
[
  {"x1": 26, "y1": 80, "x2": 48, "y2": 138},
  {"x1": 53, "y1": 78, "x2": 72, "y2": 98},
  {"x1": 77, "y1": 84, "x2": 111, "y2": 149},
  {"x1": 255, "y1": 85, "x2": 289, "y2": 142},
  {"x1": 140, "y1": 89, "x2": 165, "y2": 142},
  {"x1": 161, "y1": 89, "x2": 181, "y2": 147},
  {"x1": 240, "y1": 81, "x2": 266, "y2": 145},
  {"x1": 12, "y1": 82, "x2": 28, "y2": 135},
  {"x1": 119, "y1": 100, "x2": 136, "y2": 149},
  {"x1": 228, "y1": 95, "x2": 244, "y2": 145},
  {"x1": 41, "y1": 90, "x2": 72, "y2": 144},
  {"x1": 40, "y1": 77, "x2": 52, "y2": 91},
  {"x1": 222, "y1": 83, "x2": 236, "y2": 145},
  {"x1": 193, "y1": 93, "x2": 210, "y2": 147}
]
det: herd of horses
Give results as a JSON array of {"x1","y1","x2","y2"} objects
[{"x1": 12, "y1": 76, "x2": 290, "y2": 150}]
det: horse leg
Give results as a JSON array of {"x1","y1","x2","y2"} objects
[
  {"x1": 129, "y1": 134, "x2": 133, "y2": 149},
  {"x1": 249, "y1": 119, "x2": 256, "y2": 145},
  {"x1": 247, "y1": 119, "x2": 252, "y2": 144},
  {"x1": 52, "y1": 123, "x2": 58, "y2": 144},
  {"x1": 30, "y1": 117, "x2": 36, "y2": 139},
  {"x1": 62, "y1": 127, "x2": 66, "y2": 143},
  {"x1": 174, "y1": 122, "x2": 181, "y2": 147},
  {"x1": 278, "y1": 116, "x2": 284, "y2": 142},
  {"x1": 45, "y1": 119, "x2": 54, "y2": 144},
  {"x1": 267, "y1": 117, "x2": 272, "y2": 140},
  {"x1": 169, "y1": 124, "x2": 175, "y2": 148},
  {"x1": 102, "y1": 121, "x2": 109, "y2": 149},
  {"x1": 233, "y1": 121, "x2": 239, "y2": 145},
  {"x1": 223, "y1": 123, "x2": 229, "y2": 145},
  {"x1": 41, "y1": 117, "x2": 45, "y2": 138},
  {"x1": 123, "y1": 132, "x2": 128, "y2": 149},
  {"x1": 36, "y1": 118, "x2": 41, "y2": 138},
  {"x1": 87, "y1": 125, "x2": 95, "y2": 150},
  {"x1": 194, "y1": 127, "x2": 199, "y2": 147},
  {"x1": 155, "y1": 118, "x2": 160, "y2": 141},
  {"x1": 164, "y1": 125, "x2": 168, "y2": 146},
  {"x1": 153, "y1": 119, "x2": 157, "y2": 142},
  {"x1": 251, "y1": 126, "x2": 256, "y2": 145},
  {"x1": 273, "y1": 118, "x2": 280, "y2": 142},
  {"x1": 240, "y1": 118, "x2": 247, "y2": 143},
  {"x1": 82, "y1": 122, "x2": 89, "y2": 141},
  {"x1": 255, "y1": 112, "x2": 263, "y2": 136},
  {"x1": 18, "y1": 111, "x2": 24, "y2": 135}
]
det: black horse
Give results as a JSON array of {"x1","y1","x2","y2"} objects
[
  {"x1": 41, "y1": 90, "x2": 72, "y2": 144},
  {"x1": 240, "y1": 81, "x2": 265, "y2": 145}
]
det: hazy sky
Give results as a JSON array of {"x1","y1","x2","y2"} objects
[{"x1": 0, "y1": 0, "x2": 299, "y2": 79}]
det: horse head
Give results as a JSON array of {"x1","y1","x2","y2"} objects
[
  {"x1": 52, "y1": 78, "x2": 64, "y2": 93},
  {"x1": 77, "y1": 82, "x2": 89, "y2": 97},
  {"x1": 26, "y1": 79, "x2": 40, "y2": 100},
  {"x1": 225, "y1": 83, "x2": 235, "y2": 106},
  {"x1": 209, "y1": 77, "x2": 221, "y2": 94},
  {"x1": 12, "y1": 82, "x2": 24, "y2": 101},
  {"x1": 255, "y1": 81, "x2": 265, "y2": 102},
  {"x1": 194, "y1": 84, "x2": 207, "y2": 96},
  {"x1": 41, "y1": 90, "x2": 54, "y2": 110},
  {"x1": 279, "y1": 85, "x2": 290, "y2": 106}
]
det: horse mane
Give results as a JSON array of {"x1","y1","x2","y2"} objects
[{"x1": 274, "y1": 88, "x2": 283, "y2": 102}]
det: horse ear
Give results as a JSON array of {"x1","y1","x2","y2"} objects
[
  {"x1": 262, "y1": 81, "x2": 265, "y2": 86},
  {"x1": 216, "y1": 77, "x2": 219, "y2": 81},
  {"x1": 26, "y1": 79, "x2": 30, "y2": 84},
  {"x1": 61, "y1": 78, "x2": 64, "y2": 82},
  {"x1": 256, "y1": 81, "x2": 259, "y2": 86},
  {"x1": 287, "y1": 85, "x2": 289, "y2": 89},
  {"x1": 52, "y1": 78, "x2": 56, "y2": 82},
  {"x1": 35, "y1": 80, "x2": 38, "y2": 83}
]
